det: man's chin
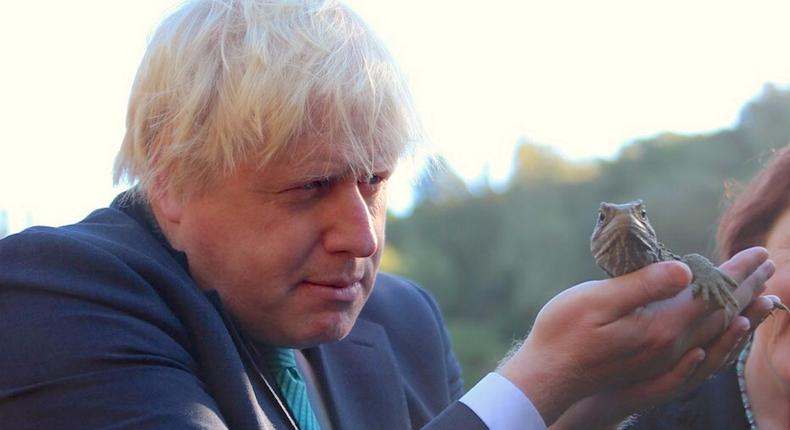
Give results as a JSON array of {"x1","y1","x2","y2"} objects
[{"x1": 299, "y1": 312, "x2": 362, "y2": 347}]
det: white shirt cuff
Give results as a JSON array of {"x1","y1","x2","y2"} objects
[{"x1": 459, "y1": 372, "x2": 547, "y2": 430}]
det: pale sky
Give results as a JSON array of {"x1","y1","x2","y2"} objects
[{"x1": 2, "y1": 0, "x2": 790, "y2": 233}]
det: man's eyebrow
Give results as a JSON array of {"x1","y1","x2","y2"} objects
[
  {"x1": 290, "y1": 162, "x2": 375, "y2": 181},
  {"x1": 266, "y1": 169, "x2": 342, "y2": 190},
  {"x1": 288, "y1": 165, "x2": 343, "y2": 181},
  {"x1": 270, "y1": 155, "x2": 393, "y2": 185}
]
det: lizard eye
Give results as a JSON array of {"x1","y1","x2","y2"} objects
[
  {"x1": 597, "y1": 211, "x2": 606, "y2": 224},
  {"x1": 640, "y1": 209, "x2": 647, "y2": 219}
]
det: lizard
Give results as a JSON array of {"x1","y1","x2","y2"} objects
[{"x1": 590, "y1": 199, "x2": 741, "y2": 316}]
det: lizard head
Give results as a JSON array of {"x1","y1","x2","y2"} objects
[{"x1": 590, "y1": 200, "x2": 661, "y2": 277}]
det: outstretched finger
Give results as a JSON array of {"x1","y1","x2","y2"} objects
[
  {"x1": 718, "y1": 247, "x2": 772, "y2": 310},
  {"x1": 718, "y1": 247, "x2": 769, "y2": 282}
]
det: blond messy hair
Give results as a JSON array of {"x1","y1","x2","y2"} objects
[{"x1": 114, "y1": 0, "x2": 419, "y2": 201}]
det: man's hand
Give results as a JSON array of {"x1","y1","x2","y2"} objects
[
  {"x1": 498, "y1": 247, "x2": 776, "y2": 427},
  {"x1": 549, "y1": 294, "x2": 779, "y2": 430}
]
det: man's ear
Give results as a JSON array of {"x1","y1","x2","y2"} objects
[
  {"x1": 152, "y1": 186, "x2": 184, "y2": 225},
  {"x1": 148, "y1": 183, "x2": 188, "y2": 250}
]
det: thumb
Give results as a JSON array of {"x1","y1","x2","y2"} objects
[{"x1": 600, "y1": 261, "x2": 692, "y2": 317}]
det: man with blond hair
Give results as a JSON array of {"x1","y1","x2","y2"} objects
[{"x1": 0, "y1": 1, "x2": 779, "y2": 429}]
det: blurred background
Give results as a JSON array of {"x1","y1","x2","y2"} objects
[{"x1": 2, "y1": 0, "x2": 790, "y2": 387}]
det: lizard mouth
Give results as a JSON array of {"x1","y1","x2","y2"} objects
[{"x1": 611, "y1": 223, "x2": 655, "y2": 246}]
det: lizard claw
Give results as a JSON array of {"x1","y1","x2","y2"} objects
[{"x1": 771, "y1": 300, "x2": 790, "y2": 313}]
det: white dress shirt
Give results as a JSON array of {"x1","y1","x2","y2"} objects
[{"x1": 460, "y1": 372, "x2": 548, "y2": 430}]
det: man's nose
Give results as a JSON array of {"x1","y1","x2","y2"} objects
[{"x1": 321, "y1": 183, "x2": 379, "y2": 257}]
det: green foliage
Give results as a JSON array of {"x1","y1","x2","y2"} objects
[
  {"x1": 385, "y1": 84, "x2": 790, "y2": 387},
  {"x1": 445, "y1": 320, "x2": 513, "y2": 391}
]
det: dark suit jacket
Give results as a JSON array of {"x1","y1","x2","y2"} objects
[
  {"x1": 624, "y1": 364, "x2": 748, "y2": 430},
  {"x1": 0, "y1": 195, "x2": 486, "y2": 429}
]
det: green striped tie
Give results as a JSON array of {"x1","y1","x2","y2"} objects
[{"x1": 262, "y1": 348, "x2": 321, "y2": 430}]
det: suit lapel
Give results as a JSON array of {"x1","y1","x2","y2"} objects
[
  {"x1": 203, "y1": 291, "x2": 293, "y2": 430},
  {"x1": 309, "y1": 317, "x2": 409, "y2": 430}
]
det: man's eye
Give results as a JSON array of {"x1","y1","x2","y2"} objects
[
  {"x1": 300, "y1": 181, "x2": 321, "y2": 191},
  {"x1": 298, "y1": 178, "x2": 331, "y2": 191},
  {"x1": 361, "y1": 175, "x2": 383, "y2": 186}
]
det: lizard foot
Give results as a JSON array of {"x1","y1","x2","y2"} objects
[
  {"x1": 684, "y1": 253, "x2": 740, "y2": 318},
  {"x1": 691, "y1": 278, "x2": 739, "y2": 315}
]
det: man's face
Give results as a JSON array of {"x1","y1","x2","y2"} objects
[{"x1": 159, "y1": 136, "x2": 390, "y2": 348}]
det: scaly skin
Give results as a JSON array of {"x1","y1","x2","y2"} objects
[{"x1": 590, "y1": 200, "x2": 740, "y2": 316}]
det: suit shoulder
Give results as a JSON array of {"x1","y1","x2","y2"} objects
[
  {"x1": 0, "y1": 207, "x2": 182, "y2": 280},
  {"x1": 369, "y1": 273, "x2": 442, "y2": 312},
  {"x1": 2, "y1": 207, "x2": 138, "y2": 252},
  {"x1": 0, "y1": 208, "x2": 195, "y2": 364},
  {"x1": 6, "y1": 206, "x2": 164, "y2": 251}
]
